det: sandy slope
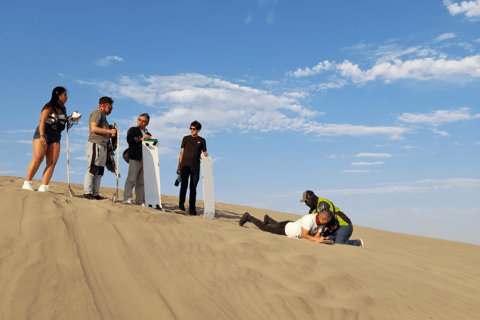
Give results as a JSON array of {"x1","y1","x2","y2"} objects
[{"x1": 0, "y1": 176, "x2": 479, "y2": 320}]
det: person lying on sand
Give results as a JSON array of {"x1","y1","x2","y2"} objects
[
  {"x1": 301, "y1": 190, "x2": 363, "y2": 247},
  {"x1": 239, "y1": 202, "x2": 334, "y2": 243}
]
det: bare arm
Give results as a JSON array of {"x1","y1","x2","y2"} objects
[
  {"x1": 301, "y1": 228, "x2": 327, "y2": 243},
  {"x1": 177, "y1": 148, "x2": 184, "y2": 174},
  {"x1": 91, "y1": 122, "x2": 116, "y2": 136},
  {"x1": 37, "y1": 108, "x2": 51, "y2": 145}
]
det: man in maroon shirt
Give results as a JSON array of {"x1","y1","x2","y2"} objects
[{"x1": 174, "y1": 121, "x2": 208, "y2": 215}]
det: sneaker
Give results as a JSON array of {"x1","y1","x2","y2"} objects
[
  {"x1": 38, "y1": 184, "x2": 49, "y2": 192},
  {"x1": 356, "y1": 239, "x2": 364, "y2": 247},
  {"x1": 22, "y1": 180, "x2": 34, "y2": 191},
  {"x1": 263, "y1": 214, "x2": 270, "y2": 225},
  {"x1": 122, "y1": 198, "x2": 133, "y2": 205},
  {"x1": 83, "y1": 193, "x2": 95, "y2": 200},
  {"x1": 239, "y1": 212, "x2": 250, "y2": 227},
  {"x1": 94, "y1": 195, "x2": 106, "y2": 200}
]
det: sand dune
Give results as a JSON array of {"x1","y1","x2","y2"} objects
[{"x1": 0, "y1": 176, "x2": 479, "y2": 320}]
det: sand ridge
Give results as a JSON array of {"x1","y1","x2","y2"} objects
[{"x1": 0, "y1": 176, "x2": 479, "y2": 320}]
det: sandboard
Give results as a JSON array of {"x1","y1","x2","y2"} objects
[
  {"x1": 142, "y1": 138, "x2": 163, "y2": 210},
  {"x1": 111, "y1": 122, "x2": 120, "y2": 203},
  {"x1": 201, "y1": 154, "x2": 215, "y2": 219}
]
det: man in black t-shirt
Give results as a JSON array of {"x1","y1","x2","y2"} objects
[{"x1": 175, "y1": 120, "x2": 208, "y2": 215}]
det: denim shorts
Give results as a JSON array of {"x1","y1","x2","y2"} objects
[{"x1": 33, "y1": 127, "x2": 61, "y2": 145}]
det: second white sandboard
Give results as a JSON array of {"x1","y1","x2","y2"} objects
[
  {"x1": 142, "y1": 139, "x2": 162, "y2": 210},
  {"x1": 201, "y1": 154, "x2": 215, "y2": 219}
]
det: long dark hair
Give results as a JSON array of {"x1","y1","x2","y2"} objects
[{"x1": 44, "y1": 86, "x2": 67, "y2": 112}]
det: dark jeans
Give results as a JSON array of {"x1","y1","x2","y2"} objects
[
  {"x1": 327, "y1": 225, "x2": 360, "y2": 246},
  {"x1": 249, "y1": 215, "x2": 291, "y2": 236},
  {"x1": 179, "y1": 166, "x2": 200, "y2": 213}
]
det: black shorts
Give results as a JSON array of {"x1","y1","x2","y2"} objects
[{"x1": 33, "y1": 127, "x2": 61, "y2": 145}]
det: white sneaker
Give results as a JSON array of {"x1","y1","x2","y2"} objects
[
  {"x1": 22, "y1": 180, "x2": 34, "y2": 191},
  {"x1": 38, "y1": 184, "x2": 49, "y2": 192},
  {"x1": 122, "y1": 198, "x2": 133, "y2": 205}
]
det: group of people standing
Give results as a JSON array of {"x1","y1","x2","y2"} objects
[
  {"x1": 22, "y1": 86, "x2": 207, "y2": 215},
  {"x1": 22, "y1": 86, "x2": 362, "y2": 246}
]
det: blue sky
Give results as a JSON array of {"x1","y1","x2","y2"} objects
[{"x1": 1, "y1": 0, "x2": 479, "y2": 244}]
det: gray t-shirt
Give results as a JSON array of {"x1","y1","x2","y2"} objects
[{"x1": 88, "y1": 109, "x2": 110, "y2": 146}]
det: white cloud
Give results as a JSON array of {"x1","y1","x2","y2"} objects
[
  {"x1": 266, "y1": 10, "x2": 274, "y2": 25},
  {"x1": 304, "y1": 124, "x2": 408, "y2": 140},
  {"x1": 402, "y1": 145, "x2": 418, "y2": 149},
  {"x1": 351, "y1": 161, "x2": 385, "y2": 165},
  {"x1": 476, "y1": 39, "x2": 480, "y2": 43},
  {"x1": 398, "y1": 107, "x2": 480, "y2": 126},
  {"x1": 375, "y1": 144, "x2": 382, "y2": 147},
  {"x1": 444, "y1": 0, "x2": 480, "y2": 18},
  {"x1": 316, "y1": 81, "x2": 347, "y2": 91},
  {"x1": 283, "y1": 91, "x2": 307, "y2": 98},
  {"x1": 459, "y1": 42, "x2": 474, "y2": 52},
  {"x1": 434, "y1": 32, "x2": 457, "y2": 42},
  {"x1": 337, "y1": 55, "x2": 480, "y2": 84},
  {"x1": 96, "y1": 56, "x2": 124, "y2": 67},
  {"x1": 245, "y1": 14, "x2": 252, "y2": 24},
  {"x1": 287, "y1": 61, "x2": 334, "y2": 77},
  {"x1": 262, "y1": 80, "x2": 279, "y2": 85},
  {"x1": 5, "y1": 129, "x2": 34, "y2": 133},
  {"x1": 79, "y1": 73, "x2": 409, "y2": 141},
  {"x1": 18, "y1": 140, "x2": 32, "y2": 144},
  {"x1": 288, "y1": 54, "x2": 480, "y2": 85},
  {"x1": 475, "y1": 141, "x2": 480, "y2": 145},
  {"x1": 58, "y1": 73, "x2": 65, "y2": 77},
  {"x1": 318, "y1": 178, "x2": 480, "y2": 195},
  {"x1": 258, "y1": 0, "x2": 269, "y2": 7},
  {"x1": 342, "y1": 170, "x2": 370, "y2": 173},
  {"x1": 354, "y1": 153, "x2": 393, "y2": 158},
  {"x1": 432, "y1": 128, "x2": 449, "y2": 136}
]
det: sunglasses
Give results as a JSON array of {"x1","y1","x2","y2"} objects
[{"x1": 190, "y1": 127, "x2": 197, "y2": 131}]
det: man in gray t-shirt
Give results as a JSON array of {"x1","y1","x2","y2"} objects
[{"x1": 83, "y1": 96, "x2": 116, "y2": 200}]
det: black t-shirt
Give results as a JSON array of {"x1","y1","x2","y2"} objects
[{"x1": 180, "y1": 135, "x2": 207, "y2": 168}]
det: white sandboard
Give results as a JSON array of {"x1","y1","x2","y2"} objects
[
  {"x1": 142, "y1": 138, "x2": 162, "y2": 210},
  {"x1": 201, "y1": 154, "x2": 215, "y2": 219}
]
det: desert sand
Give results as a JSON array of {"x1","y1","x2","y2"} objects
[{"x1": 0, "y1": 175, "x2": 479, "y2": 320}]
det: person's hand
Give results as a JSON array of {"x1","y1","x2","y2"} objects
[
  {"x1": 142, "y1": 135, "x2": 151, "y2": 141},
  {"x1": 108, "y1": 128, "x2": 116, "y2": 137},
  {"x1": 39, "y1": 136, "x2": 47, "y2": 145},
  {"x1": 176, "y1": 167, "x2": 181, "y2": 174}
]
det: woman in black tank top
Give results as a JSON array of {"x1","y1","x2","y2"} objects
[{"x1": 22, "y1": 87, "x2": 70, "y2": 192}]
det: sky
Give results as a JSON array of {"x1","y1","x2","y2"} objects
[{"x1": 1, "y1": 0, "x2": 479, "y2": 245}]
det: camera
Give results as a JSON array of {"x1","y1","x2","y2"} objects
[{"x1": 174, "y1": 173, "x2": 182, "y2": 187}]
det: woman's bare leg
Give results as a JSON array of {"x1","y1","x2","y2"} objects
[
  {"x1": 25, "y1": 139, "x2": 48, "y2": 181},
  {"x1": 42, "y1": 142, "x2": 61, "y2": 185}
]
